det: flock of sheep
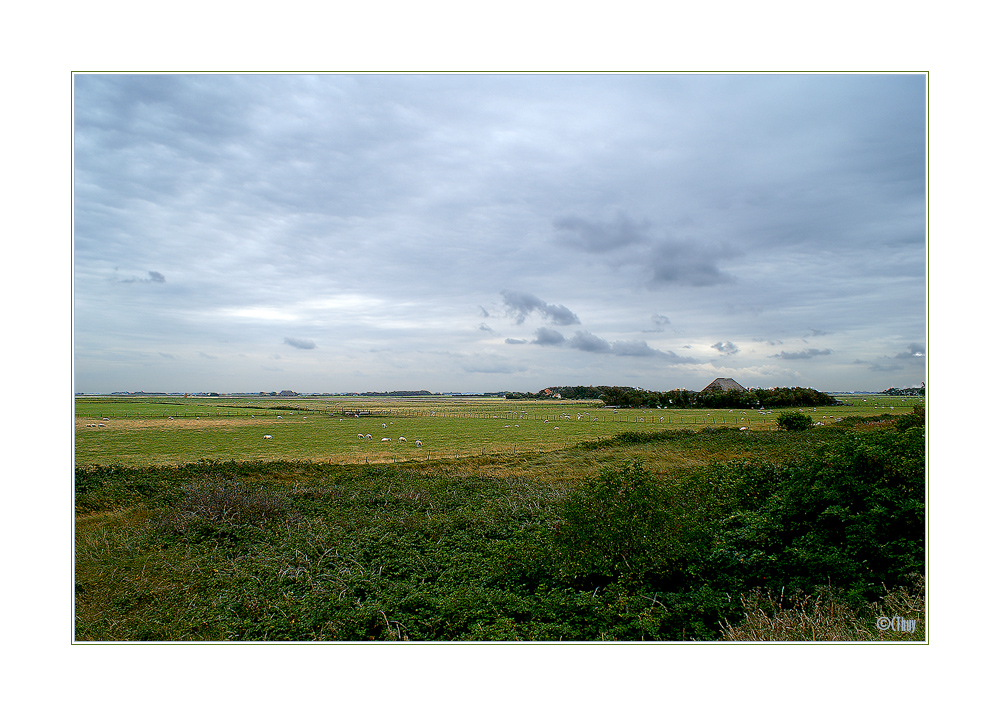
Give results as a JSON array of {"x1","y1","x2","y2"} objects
[{"x1": 356, "y1": 432, "x2": 422, "y2": 447}]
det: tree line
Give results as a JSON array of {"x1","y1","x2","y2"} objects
[{"x1": 506, "y1": 385, "x2": 838, "y2": 409}]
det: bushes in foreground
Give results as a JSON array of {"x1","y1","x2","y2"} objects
[{"x1": 75, "y1": 422, "x2": 925, "y2": 641}]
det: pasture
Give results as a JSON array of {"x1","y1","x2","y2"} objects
[
  {"x1": 74, "y1": 393, "x2": 925, "y2": 641},
  {"x1": 74, "y1": 394, "x2": 923, "y2": 467}
]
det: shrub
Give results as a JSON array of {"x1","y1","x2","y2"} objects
[
  {"x1": 706, "y1": 428, "x2": 925, "y2": 600},
  {"x1": 155, "y1": 480, "x2": 291, "y2": 535},
  {"x1": 776, "y1": 411, "x2": 812, "y2": 431},
  {"x1": 894, "y1": 405, "x2": 925, "y2": 432},
  {"x1": 552, "y1": 460, "x2": 684, "y2": 588}
]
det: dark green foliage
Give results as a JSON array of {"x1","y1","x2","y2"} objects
[
  {"x1": 705, "y1": 427, "x2": 925, "y2": 602},
  {"x1": 894, "y1": 405, "x2": 925, "y2": 432},
  {"x1": 777, "y1": 411, "x2": 813, "y2": 431},
  {"x1": 552, "y1": 460, "x2": 681, "y2": 588},
  {"x1": 600, "y1": 385, "x2": 836, "y2": 410},
  {"x1": 76, "y1": 425, "x2": 924, "y2": 641}
]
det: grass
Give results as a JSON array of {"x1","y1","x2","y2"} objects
[
  {"x1": 75, "y1": 413, "x2": 925, "y2": 641},
  {"x1": 75, "y1": 394, "x2": 924, "y2": 468},
  {"x1": 720, "y1": 576, "x2": 925, "y2": 641},
  {"x1": 74, "y1": 396, "x2": 925, "y2": 641}
]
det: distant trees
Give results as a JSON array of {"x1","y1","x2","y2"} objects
[
  {"x1": 881, "y1": 386, "x2": 925, "y2": 397},
  {"x1": 506, "y1": 385, "x2": 837, "y2": 409}
]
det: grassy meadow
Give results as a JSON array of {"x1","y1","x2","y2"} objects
[
  {"x1": 74, "y1": 394, "x2": 925, "y2": 641},
  {"x1": 75, "y1": 394, "x2": 923, "y2": 467}
]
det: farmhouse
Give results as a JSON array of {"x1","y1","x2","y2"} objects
[{"x1": 701, "y1": 377, "x2": 747, "y2": 393}]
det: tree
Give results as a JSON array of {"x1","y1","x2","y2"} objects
[{"x1": 776, "y1": 411, "x2": 812, "y2": 431}]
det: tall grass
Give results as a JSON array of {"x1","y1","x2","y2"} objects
[{"x1": 720, "y1": 576, "x2": 925, "y2": 641}]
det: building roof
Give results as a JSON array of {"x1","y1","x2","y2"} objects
[{"x1": 701, "y1": 377, "x2": 747, "y2": 393}]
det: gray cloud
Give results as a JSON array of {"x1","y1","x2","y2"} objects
[
  {"x1": 894, "y1": 343, "x2": 926, "y2": 360},
  {"x1": 501, "y1": 290, "x2": 580, "y2": 326},
  {"x1": 284, "y1": 337, "x2": 317, "y2": 350},
  {"x1": 553, "y1": 213, "x2": 650, "y2": 253},
  {"x1": 569, "y1": 331, "x2": 611, "y2": 353},
  {"x1": 644, "y1": 314, "x2": 672, "y2": 333},
  {"x1": 504, "y1": 338, "x2": 528, "y2": 345},
  {"x1": 565, "y1": 331, "x2": 696, "y2": 362},
  {"x1": 532, "y1": 327, "x2": 566, "y2": 346},
  {"x1": 770, "y1": 348, "x2": 833, "y2": 360},
  {"x1": 860, "y1": 361, "x2": 904, "y2": 373},
  {"x1": 648, "y1": 241, "x2": 736, "y2": 287},
  {"x1": 712, "y1": 341, "x2": 740, "y2": 355},
  {"x1": 113, "y1": 269, "x2": 167, "y2": 284}
]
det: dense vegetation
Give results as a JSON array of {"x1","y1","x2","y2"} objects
[
  {"x1": 505, "y1": 385, "x2": 837, "y2": 409},
  {"x1": 881, "y1": 386, "x2": 925, "y2": 396},
  {"x1": 75, "y1": 408, "x2": 924, "y2": 641},
  {"x1": 504, "y1": 386, "x2": 612, "y2": 401}
]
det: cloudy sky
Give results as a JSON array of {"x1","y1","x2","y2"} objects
[{"x1": 73, "y1": 73, "x2": 926, "y2": 394}]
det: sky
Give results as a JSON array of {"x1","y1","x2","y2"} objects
[{"x1": 73, "y1": 72, "x2": 926, "y2": 394}]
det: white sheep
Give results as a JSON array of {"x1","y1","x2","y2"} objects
[
  {"x1": 399, "y1": 436, "x2": 406, "y2": 442},
  {"x1": 381, "y1": 437, "x2": 391, "y2": 442},
  {"x1": 264, "y1": 434, "x2": 273, "y2": 439},
  {"x1": 366, "y1": 434, "x2": 372, "y2": 440},
  {"x1": 415, "y1": 440, "x2": 422, "y2": 447},
  {"x1": 358, "y1": 433, "x2": 365, "y2": 439}
]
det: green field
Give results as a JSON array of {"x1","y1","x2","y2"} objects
[
  {"x1": 75, "y1": 394, "x2": 923, "y2": 467},
  {"x1": 74, "y1": 394, "x2": 925, "y2": 641}
]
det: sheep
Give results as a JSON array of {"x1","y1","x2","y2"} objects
[
  {"x1": 381, "y1": 437, "x2": 391, "y2": 442},
  {"x1": 415, "y1": 440, "x2": 422, "y2": 447},
  {"x1": 98, "y1": 423, "x2": 106, "y2": 428},
  {"x1": 358, "y1": 433, "x2": 365, "y2": 439},
  {"x1": 365, "y1": 434, "x2": 372, "y2": 440},
  {"x1": 264, "y1": 434, "x2": 273, "y2": 439},
  {"x1": 382, "y1": 423, "x2": 387, "y2": 429},
  {"x1": 399, "y1": 437, "x2": 406, "y2": 442}
]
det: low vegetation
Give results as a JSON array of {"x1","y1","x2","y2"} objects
[{"x1": 75, "y1": 405, "x2": 925, "y2": 641}]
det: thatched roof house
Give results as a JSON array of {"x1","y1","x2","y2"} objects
[{"x1": 701, "y1": 377, "x2": 747, "y2": 393}]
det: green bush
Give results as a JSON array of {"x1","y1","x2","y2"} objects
[
  {"x1": 776, "y1": 411, "x2": 812, "y2": 431},
  {"x1": 552, "y1": 460, "x2": 685, "y2": 588},
  {"x1": 705, "y1": 427, "x2": 925, "y2": 601}
]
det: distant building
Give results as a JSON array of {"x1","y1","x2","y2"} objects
[{"x1": 701, "y1": 377, "x2": 747, "y2": 393}]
